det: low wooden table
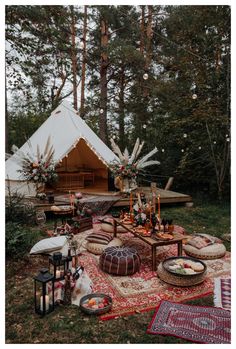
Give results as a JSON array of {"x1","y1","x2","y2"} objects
[{"x1": 113, "y1": 218, "x2": 185, "y2": 272}]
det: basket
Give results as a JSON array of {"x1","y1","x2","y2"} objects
[
  {"x1": 80, "y1": 293, "x2": 112, "y2": 315},
  {"x1": 158, "y1": 260, "x2": 207, "y2": 287}
]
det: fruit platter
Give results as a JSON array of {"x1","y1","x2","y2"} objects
[
  {"x1": 80, "y1": 293, "x2": 112, "y2": 315},
  {"x1": 163, "y1": 256, "x2": 207, "y2": 277}
]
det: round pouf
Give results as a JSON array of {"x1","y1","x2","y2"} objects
[
  {"x1": 99, "y1": 246, "x2": 141, "y2": 275},
  {"x1": 183, "y1": 243, "x2": 226, "y2": 260},
  {"x1": 157, "y1": 262, "x2": 207, "y2": 287}
]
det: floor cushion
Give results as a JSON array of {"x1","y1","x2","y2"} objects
[
  {"x1": 30, "y1": 236, "x2": 68, "y2": 255},
  {"x1": 99, "y1": 246, "x2": 141, "y2": 275},
  {"x1": 183, "y1": 243, "x2": 226, "y2": 259},
  {"x1": 86, "y1": 238, "x2": 123, "y2": 255},
  {"x1": 101, "y1": 218, "x2": 132, "y2": 233}
]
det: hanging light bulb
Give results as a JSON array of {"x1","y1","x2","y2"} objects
[
  {"x1": 226, "y1": 137, "x2": 230, "y2": 142},
  {"x1": 143, "y1": 124, "x2": 147, "y2": 129},
  {"x1": 181, "y1": 149, "x2": 185, "y2": 153},
  {"x1": 192, "y1": 94, "x2": 198, "y2": 100},
  {"x1": 79, "y1": 40, "x2": 85, "y2": 50},
  {"x1": 100, "y1": 108, "x2": 104, "y2": 114},
  {"x1": 225, "y1": 134, "x2": 228, "y2": 137},
  {"x1": 198, "y1": 146, "x2": 202, "y2": 150},
  {"x1": 213, "y1": 141, "x2": 216, "y2": 144},
  {"x1": 143, "y1": 73, "x2": 149, "y2": 80},
  {"x1": 112, "y1": 135, "x2": 116, "y2": 139},
  {"x1": 183, "y1": 133, "x2": 187, "y2": 138},
  {"x1": 161, "y1": 149, "x2": 165, "y2": 153}
]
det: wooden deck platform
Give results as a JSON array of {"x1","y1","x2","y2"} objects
[
  {"x1": 113, "y1": 187, "x2": 192, "y2": 207},
  {"x1": 33, "y1": 186, "x2": 192, "y2": 213}
]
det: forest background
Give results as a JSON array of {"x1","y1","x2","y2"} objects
[{"x1": 5, "y1": 4, "x2": 231, "y2": 200}]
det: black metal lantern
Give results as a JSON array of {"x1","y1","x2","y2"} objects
[
  {"x1": 49, "y1": 252, "x2": 67, "y2": 281},
  {"x1": 34, "y1": 268, "x2": 54, "y2": 316}
]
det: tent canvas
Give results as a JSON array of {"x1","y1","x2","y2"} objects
[{"x1": 5, "y1": 100, "x2": 118, "y2": 196}]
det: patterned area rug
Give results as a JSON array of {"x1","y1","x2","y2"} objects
[
  {"x1": 55, "y1": 194, "x2": 120, "y2": 215},
  {"x1": 75, "y1": 226, "x2": 231, "y2": 320},
  {"x1": 147, "y1": 300, "x2": 231, "y2": 344},
  {"x1": 214, "y1": 277, "x2": 231, "y2": 310}
]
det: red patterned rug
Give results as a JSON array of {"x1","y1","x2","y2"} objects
[
  {"x1": 147, "y1": 300, "x2": 231, "y2": 344},
  {"x1": 214, "y1": 277, "x2": 231, "y2": 310},
  {"x1": 76, "y1": 227, "x2": 231, "y2": 320}
]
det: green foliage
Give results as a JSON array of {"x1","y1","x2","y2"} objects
[
  {"x1": 5, "y1": 190, "x2": 36, "y2": 225},
  {"x1": 5, "y1": 222, "x2": 40, "y2": 259}
]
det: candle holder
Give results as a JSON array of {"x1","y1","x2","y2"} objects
[
  {"x1": 34, "y1": 268, "x2": 55, "y2": 316},
  {"x1": 49, "y1": 252, "x2": 67, "y2": 281}
]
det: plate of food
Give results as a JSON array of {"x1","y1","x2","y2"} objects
[
  {"x1": 155, "y1": 232, "x2": 174, "y2": 240},
  {"x1": 163, "y1": 256, "x2": 207, "y2": 276},
  {"x1": 80, "y1": 293, "x2": 112, "y2": 315},
  {"x1": 133, "y1": 225, "x2": 152, "y2": 237}
]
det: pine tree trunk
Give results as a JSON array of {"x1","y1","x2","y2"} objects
[
  {"x1": 5, "y1": 73, "x2": 9, "y2": 153},
  {"x1": 99, "y1": 18, "x2": 109, "y2": 144},
  {"x1": 80, "y1": 5, "x2": 87, "y2": 118},
  {"x1": 140, "y1": 6, "x2": 145, "y2": 55},
  {"x1": 118, "y1": 65, "x2": 125, "y2": 147},
  {"x1": 71, "y1": 6, "x2": 78, "y2": 111}
]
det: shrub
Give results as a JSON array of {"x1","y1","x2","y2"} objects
[
  {"x1": 5, "y1": 191, "x2": 36, "y2": 225},
  {"x1": 6, "y1": 222, "x2": 41, "y2": 259}
]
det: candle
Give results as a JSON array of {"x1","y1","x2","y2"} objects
[
  {"x1": 152, "y1": 192, "x2": 156, "y2": 214},
  {"x1": 130, "y1": 191, "x2": 133, "y2": 213},
  {"x1": 158, "y1": 195, "x2": 161, "y2": 221},
  {"x1": 56, "y1": 270, "x2": 61, "y2": 279},
  {"x1": 40, "y1": 295, "x2": 49, "y2": 312}
]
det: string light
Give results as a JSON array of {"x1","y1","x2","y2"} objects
[
  {"x1": 112, "y1": 135, "x2": 116, "y2": 139},
  {"x1": 183, "y1": 133, "x2": 187, "y2": 138},
  {"x1": 226, "y1": 137, "x2": 230, "y2": 142},
  {"x1": 198, "y1": 146, "x2": 202, "y2": 150},
  {"x1": 181, "y1": 149, "x2": 185, "y2": 152},
  {"x1": 213, "y1": 141, "x2": 216, "y2": 144},
  {"x1": 143, "y1": 73, "x2": 149, "y2": 80},
  {"x1": 161, "y1": 149, "x2": 165, "y2": 153},
  {"x1": 100, "y1": 108, "x2": 104, "y2": 114},
  {"x1": 143, "y1": 124, "x2": 147, "y2": 129},
  {"x1": 192, "y1": 94, "x2": 198, "y2": 100}
]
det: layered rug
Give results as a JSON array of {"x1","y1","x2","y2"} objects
[
  {"x1": 147, "y1": 300, "x2": 231, "y2": 344},
  {"x1": 75, "y1": 226, "x2": 231, "y2": 321},
  {"x1": 214, "y1": 277, "x2": 231, "y2": 310}
]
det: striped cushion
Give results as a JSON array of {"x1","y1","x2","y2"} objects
[{"x1": 85, "y1": 232, "x2": 113, "y2": 245}]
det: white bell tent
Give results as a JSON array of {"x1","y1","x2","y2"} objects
[{"x1": 5, "y1": 100, "x2": 118, "y2": 196}]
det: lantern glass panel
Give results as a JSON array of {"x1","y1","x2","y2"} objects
[
  {"x1": 49, "y1": 256, "x2": 67, "y2": 280},
  {"x1": 35, "y1": 279, "x2": 54, "y2": 315}
]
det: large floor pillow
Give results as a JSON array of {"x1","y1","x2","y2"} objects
[
  {"x1": 99, "y1": 246, "x2": 141, "y2": 275},
  {"x1": 101, "y1": 218, "x2": 132, "y2": 233},
  {"x1": 86, "y1": 238, "x2": 123, "y2": 255},
  {"x1": 183, "y1": 243, "x2": 226, "y2": 259}
]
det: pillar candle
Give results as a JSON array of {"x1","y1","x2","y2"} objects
[
  {"x1": 40, "y1": 295, "x2": 49, "y2": 312},
  {"x1": 158, "y1": 195, "x2": 161, "y2": 221},
  {"x1": 130, "y1": 192, "x2": 133, "y2": 213}
]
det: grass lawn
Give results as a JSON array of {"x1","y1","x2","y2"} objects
[{"x1": 5, "y1": 198, "x2": 230, "y2": 344}]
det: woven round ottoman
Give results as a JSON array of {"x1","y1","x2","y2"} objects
[
  {"x1": 101, "y1": 218, "x2": 132, "y2": 234},
  {"x1": 183, "y1": 243, "x2": 226, "y2": 260},
  {"x1": 86, "y1": 238, "x2": 123, "y2": 255},
  {"x1": 157, "y1": 261, "x2": 207, "y2": 287},
  {"x1": 99, "y1": 246, "x2": 141, "y2": 275}
]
